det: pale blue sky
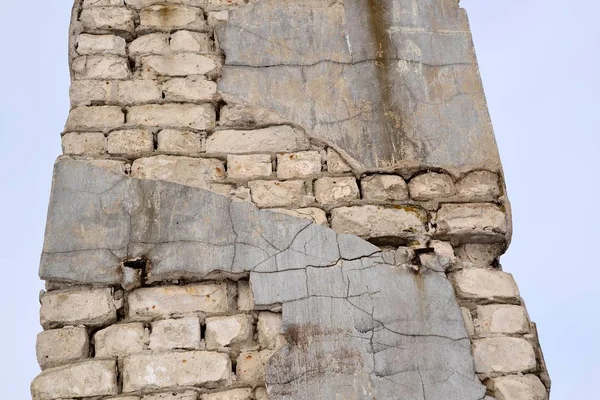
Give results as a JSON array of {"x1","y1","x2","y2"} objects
[{"x1": 0, "y1": 1, "x2": 598, "y2": 398}]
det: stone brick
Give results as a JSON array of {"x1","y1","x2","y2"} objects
[
  {"x1": 85, "y1": 158, "x2": 130, "y2": 175},
  {"x1": 207, "y1": 10, "x2": 229, "y2": 26},
  {"x1": 205, "y1": 315, "x2": 254, "y2": 349},
  {"x1": 257, "y1": 312, "x2": 283, "y2": 350},
  {"x1": 162, "y1": 77, "x2": 217, "y2": 102},
  {"x1": 141, "y1": 53, "x2": 217, "y2": 78},
  {"x1": 139, "y1": 5, "x2": 207, "y2": 32},
  {"x1": 217, "y1": 103, "x2": 285, "y2": 129},
  {"x1": 83, "y1": 0, "x2": 124, "y2": 6},
  {"x1": 435, "y1": 204, "x2": 508, "y2": 243},
  {"x1": 476, "y1": 305, "x2": 529, "y2": 335},
  {"x1": 201, "y1": 389, "x2": 253, "y2": 400},
  {"x1": 129, "y1": 33, "x2": 170, "y2": 55},
  {"x1": 107, "y1": 397, "x2": 140, "y2": 400},
  {"x1": 236, "y1": 350, "x2": 274, "y2": 387},
  {"x1": 408, "y1": 172, "x2": 455, "y2": 201},
  {"x1": 276, "y1": 151, "x2": 321, "y2": 179},
  {"x1": 127, "y1": 104, "x2": 216, "y2": 131},
  {"x1": 456, "y1": 171, "x2": 501, "y2": 201},
  {"x1": 65, "y1": 106, "x2": 124, "y2": 131},
  {"x1": 326, "y1": 148, "x2": 352, "y2": 173},
  {"x1": 473, "y1": 337, "x2": 537, "y2": 375},
  {"x1": 94, "y1": 322, "x2": 148, "y2": 357},
  {"x1": 361, "y1": 175, "x2": 408, "y2": 202},
  {"x1": 72, "y1": 55, "x2": 130, "y2": 79},
  {"x1": 460, "y1": 307, "x2": 475, "y2": 336},
  {"x1": 157, "y1": 129, "x2": 204, "y2": 155},
  {"x1": 62, "y1": 132, "x2": 107, "y2": 156},
  {"x1": 227, "y1": 154, "x2": 272, "y2": 180},
  {"x1": 80, "y1": 7, "x2": 135, "y2": 34},
  {"x1": 453, "y1": 269, "x2": 520, "y2": 302},
  {"x1": 314, "y1": 177, "x2": 360, "y2": 204},
  {"x1": 254, "y1": 388, "x2": 268, "y2": 400},
  {"x1": 330, "y1": 206, "x2": 426, "y2": 239},
  {"x1": 206, "y1": 126, "x2": 309, "y2": 154},
  {"x1": 491, "y1": 375, "x2": 548, "y2": 400},
  {"x1": 249, "y1": 180, "x2": 306, "y2": 208},
  {"x1": 269, "y1": 207, "x2": 328, "y2": 226},
  {"x1": 40, "y1": 288, "x2": 117, "y2": 329},
  {"x1": 31, "y1": 360, "x2": 118, "y2": 400},
  {"x1": 123, "y1": 351, "x2": 231, "y2": 392},
  {"x1": 144, "y1": 391, "x2": 198, "y2": 400},
  {"x1": 127, "y1": 283, "x2": 229, "y2": 320},
  {"x1": 107, "y1": 129, "x2": 154, "y2": 158},
  {"x1": 149, "y1": 317, "x2": 201, "y2": 350},
  {"x1": 170, "y1": 30, "x2": 211, "y2": 52},
  {"x1": 131, "y1": 155, "x2": 225, "y2": 188},
  {"x1": 456, "y1": 243, "x2": 505, "y2": 267},
  {"x1": 117, "y1": 80, "x2": 162, "y2": 104},
  {"x1": 76, "y1": 34, "x2": 126, "y2": 55},
  {"x1": 237, "y1": 281, "x2": 254, "y2": 311},
  {"x1": 70, "y1": 80, "x2": 112, "y2": 106},
  {"x1": 36, "y1": 327, "x2": 89, "y2": 369}
]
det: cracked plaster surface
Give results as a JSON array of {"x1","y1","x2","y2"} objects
[
  {"x1": 216, "y1": 0, "x2": 501, "y2": 172},
  {"x1": 40, "y1": 158, "x2": 486, "y2": 399}
]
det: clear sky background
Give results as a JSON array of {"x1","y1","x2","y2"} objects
[{"x1": 0, "y1": 1, "x2": 598, "y2": 398}]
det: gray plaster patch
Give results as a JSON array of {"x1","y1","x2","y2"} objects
[
  {"x1": 40, "y1": 159, "x2": 485, "y2": 399},
  {"x1": 216, "y1": 0, "x2": 501, "y2": 171}
]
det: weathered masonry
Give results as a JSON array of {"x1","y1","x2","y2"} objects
[{"x1": 32, "y1": 1, "x2": 550, "y2": 399}]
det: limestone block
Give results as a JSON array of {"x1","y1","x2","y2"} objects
[
  {"x1": 149, "y1": 317, "x2": 201, "y2": 350},
  {"x1": 476, "y1": 305, "x2": 529, "y2": 335},
  {"x1": 237, "y1": 281, "x2": 254, "y2": 311},
  {"x1": 36, "y1": 327, "x2": 89, "y2": 369},
  {"x1": 207, "y1": 10, "x2": 229, "y2": 26},
  {"x1": 254, "y1": 388, "x2": 268, "y2": 400},
  {"x1": 70, "y1": 80, "x2": 112, "y2": 106},
  {"x1": 157, "y1": 129, "x2": 204, "y2": 155},
  {"x1": 79, "y1": 7, "x2": 135, "y2": 34},
  {"x1": 314, "y1": 177, "x2": 359, "y2": 204},
  {"x1": 257, "y1": 312, "x2": 282, "y2": 350},
  {"x1": 65, "y1": 106, "x2": 124, "y2": 131},
  {"x1": 127, "y1": 104, "x2": 216, "y2": 131},
  {"x1": 162, "y1": 77, "x2": 217, "y2": 102},
  {"x1": 205, "y1": 126, "x2": 309, "y2": 154},
  {"x1": 122, "y1": 351, "x2": 231, "y2": 391},
  {"x1": 144, "y1": 391, "x2": 198, "y2": 400},
  {"x1": 236, "y1": 350, "x2": 274, "y2": 387},
  {"x1": 127, "y1": 284, "x2": 228, "y2": 320},
  {"x1": 456, "y1": 171, "x2": 501, "y2": 201},
  {"x1": 85, "y1": 158, "x2": 130, "y2": 175},
  {"x1": 330, "y1": 206, "x2": 426, "y2": 239},
  {"x1": 40, "y1": 288, "x2": 117, "y2": 329},
  {"x1": 129, "y1": 33, "x2": 170, "y2": 55},
  {"x1": 31, "y1": 360, "x2": 118, "y2": 400},
  {"x1": 131, "y1": 155, "x2": 225, "y2": 188},
  {"x1": 326, "y1": 148, "x2": 351, "y2": 173},
  {"x1": 269, "y1": 207, "x2": 328, "y2": 226},
  {"x1": 249, "y1": 180, "x2": 306, "y2": 208},
  {"x1": 62, "y1": 132, "x2": 107, "y2": 156},
  {"x1": 141, "y1": 53, "x2": 217, "y2": 77},
  {"x1": 83, "y1": 0, "x2": 124, "y2": 6},
  {"x1": 170, "y1": 30, "x2": 211, "y2": 52},
  {"x1": 205, "y1": 315, "x2": 254, "y2": 349},
  {"x1": 361, "y1": 175, "x2": 408, "y2": 202},
  {"x1": 456, "y1": 243, "x2": 505, "y2": 267},
  {"x1": 72, "y1": 55, "x2": 130, "y2": 80},
  {"x1": 217, "y1": 103, "x2": 286, "y2": 129},
  {"x1": 94, "y1": 322, "x2": 148, "y2": 357},
  {"x1": 491, "y1": 374, "x2": 548, "y2": 400},
  {"x1": 460, "y1": 307, "x2": 475, "y2": 337},
  {"x1": 76, "y1": 34, "x2": 126, "y2": 55},
  {"x1": 227, "y1": 154, "x2": 272, "y2": 180},
  {"x1": 139, "y1": 5, "x2": 207, "y2": 32},
  {"x1": 117, "y1": 80, "x2": 162, "y2": 104},
  {"x1": 435, "y1": 204, "x2": 508, "y2": 243},
  {"x1": 453, "y1": 269, "x2": 520, "y2": 302},
  {"x1": 473, "y1": 337, "x2": 537, "y2": 375},
  {"x1": 201, "y1": 389, "x2": 253, "y2": 400},
  {"x1": 276, "y1": 151, "x2": 321, "y2": 179},
  {"x1": 108, "y1": 129, "x2": 154, "y2": 158},
  {"x1": 408, "y1": 172, "x2": 455, "y2": 201},
  {"x1": 106, "y1": 397, "x2": 140, "y2": 400}
]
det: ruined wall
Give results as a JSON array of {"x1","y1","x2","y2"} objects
[{"x1": 32, "y1": 1, "x2": 549, "y2": 399}]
